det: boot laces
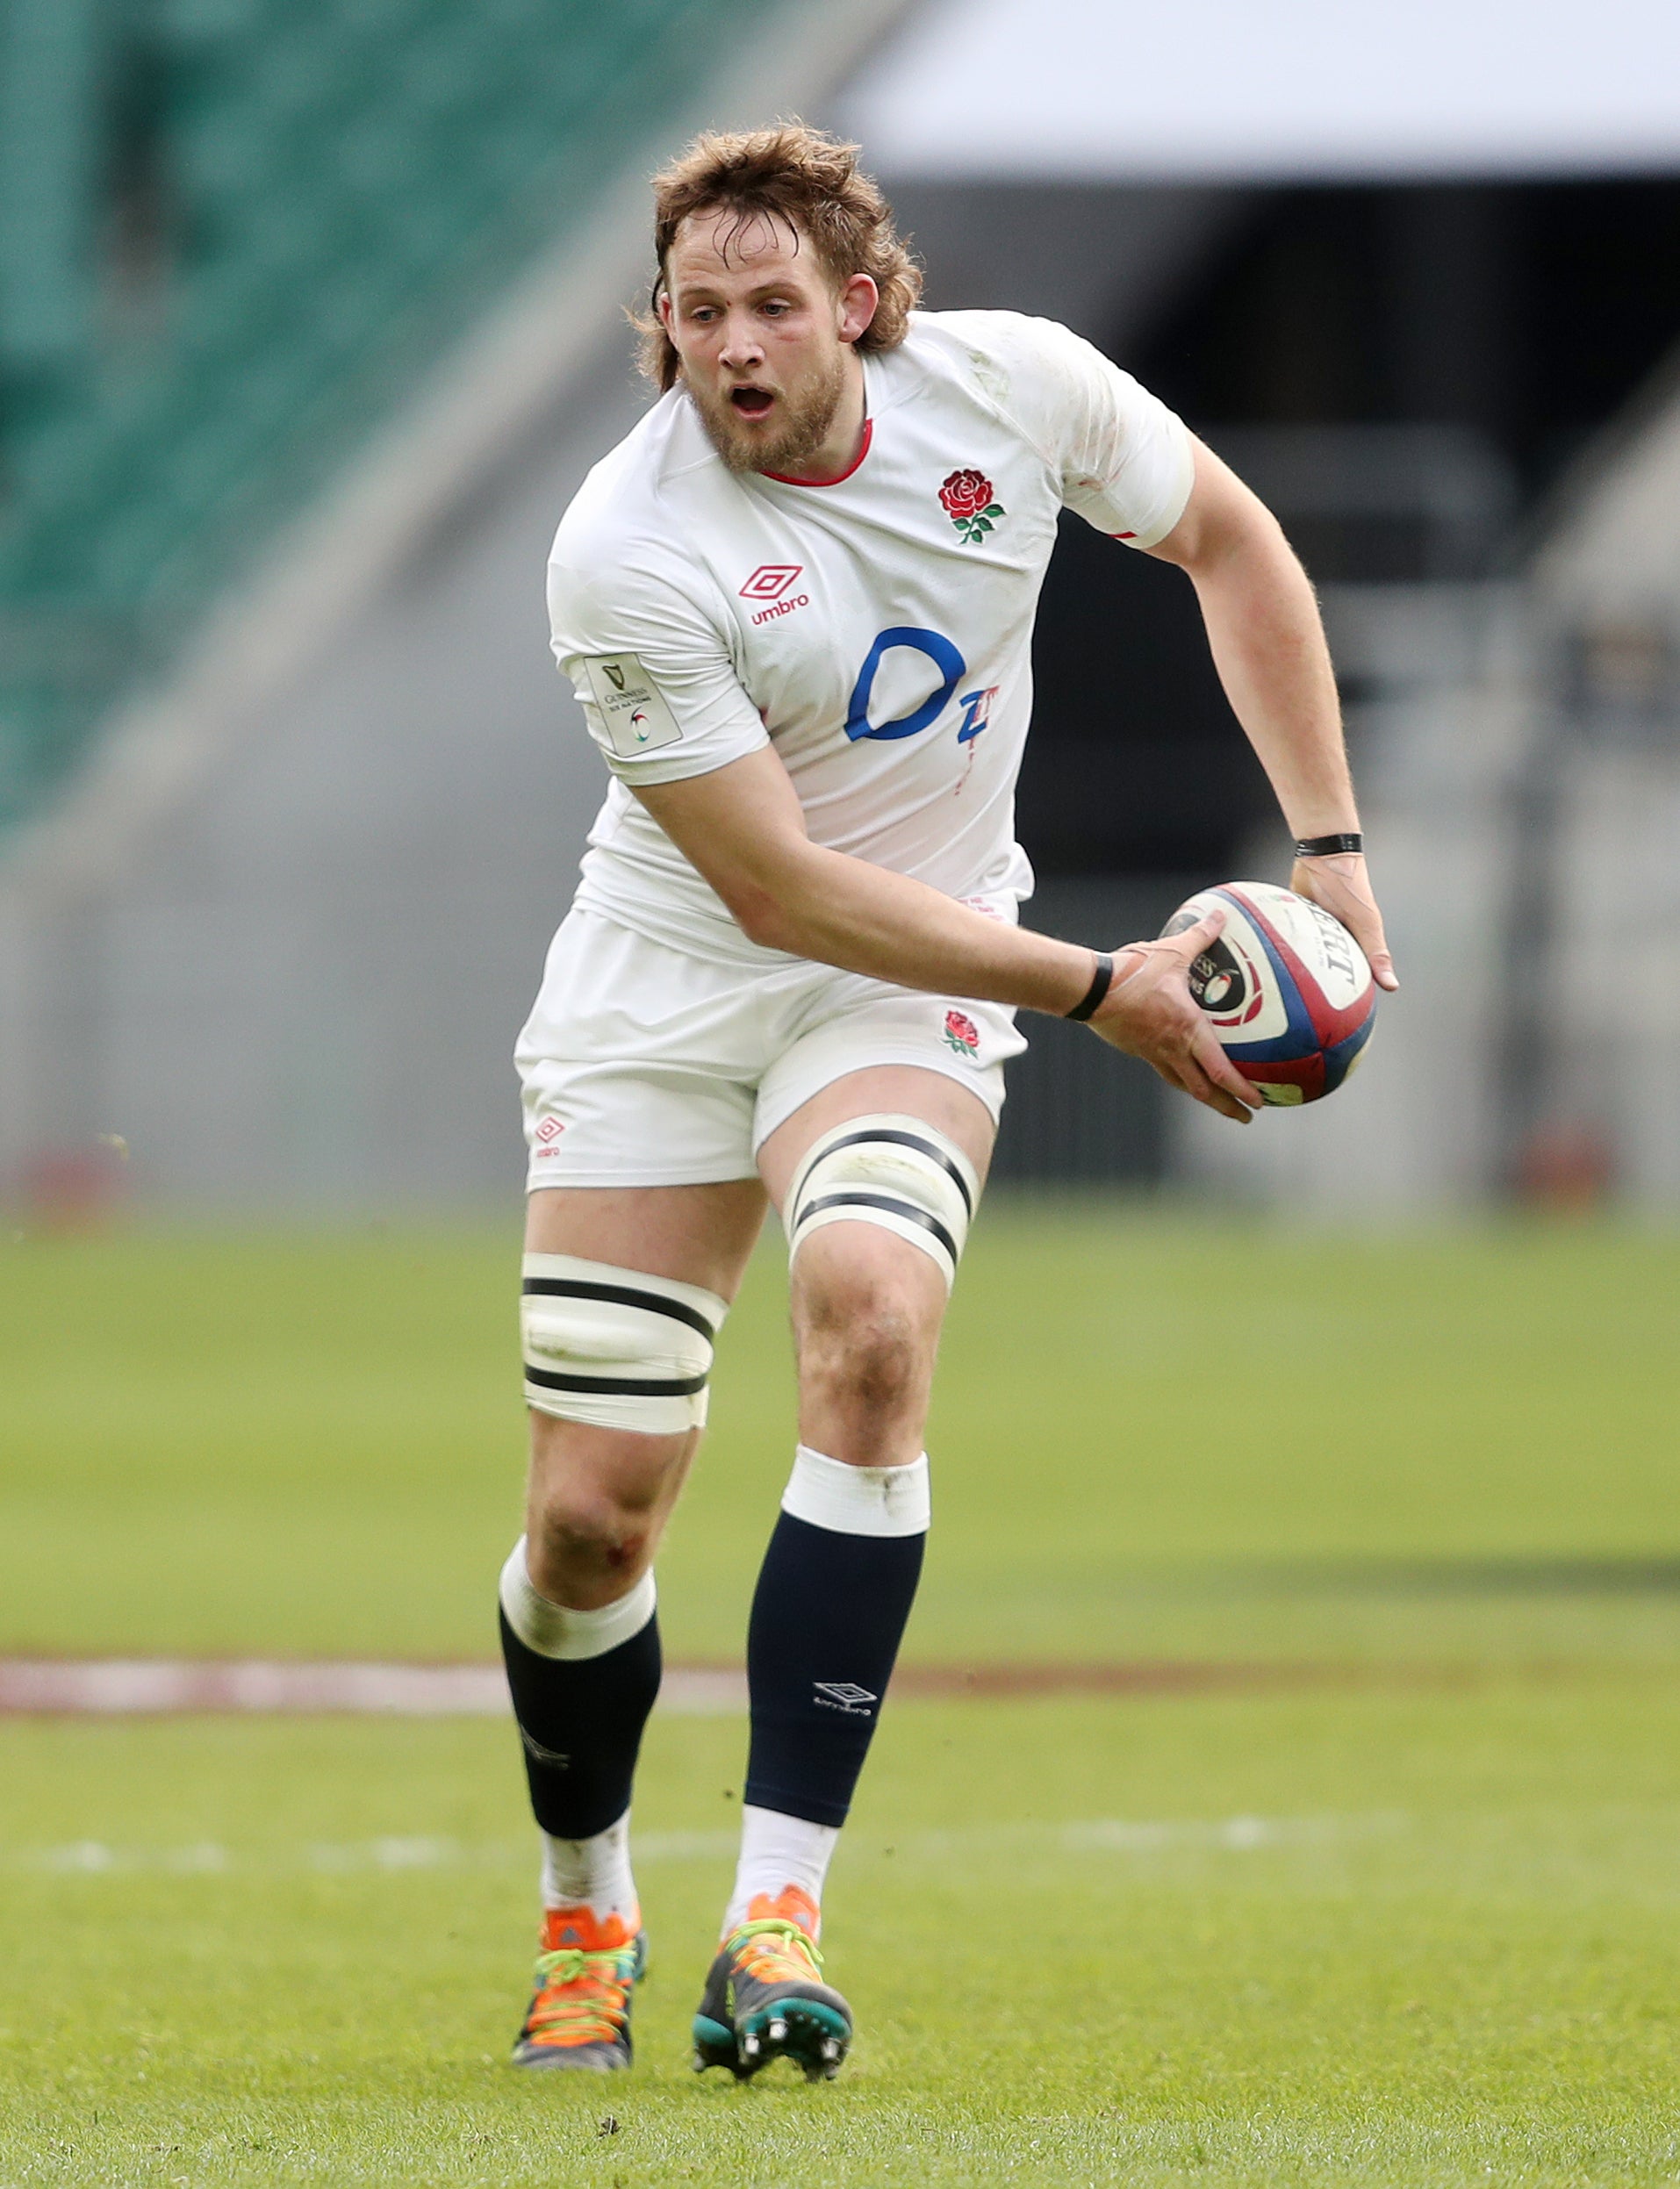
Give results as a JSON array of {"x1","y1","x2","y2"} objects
[
  {"x1": 731, "y1": 1917, "x2": 824, "y2": 1985},
  {"x1": 525, "y1": 1944, "x2": 632, "y2": 2047}
]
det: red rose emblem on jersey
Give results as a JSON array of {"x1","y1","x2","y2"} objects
[
  {"x1": 938, "y1": 469, "x2": 1006, "y2": 546},
  {"x1": 943, "y1": 1008, "x2": 981, "y2": 1058},
  {"x1": 939, "y1": 470, "x2": 992, "y2": 520}
]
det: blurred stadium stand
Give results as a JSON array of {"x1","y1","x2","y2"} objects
[
  {"x1": 0, "y1": 0, "x2": 908, "y2": 1208},
  {"x1": 3, "y1": 0, "x2": 1679, "y2": 1212},
  {"x1": 1502, "y1": 372, "x2": 1680, "y2": 1208},
  {"x1": 1, "y1": 0, "x2": 798, "y2": 829}
]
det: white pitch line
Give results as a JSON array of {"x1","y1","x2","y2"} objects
[
  {"x1": 6, "y1": 1814, "x2": 1408, "y2": 1877},
  {"x1": 0, "y1": 1660, "x2": 748, "y2": 1717}
]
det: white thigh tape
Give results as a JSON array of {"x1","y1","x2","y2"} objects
[
  {"x1": 521, "y1": 1253, "x2": 727, "y2": 1434},
  {"x1": 785, "y1": 1114, "x2": 979, "y2": 1291}
]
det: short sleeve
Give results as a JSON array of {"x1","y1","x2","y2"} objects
[
  {"x1": 971, "y1": 313, "x2": 1194, "y2": 549},
  {"x1": 548, "y1": 546, "x2": 769, "y2": 786}
]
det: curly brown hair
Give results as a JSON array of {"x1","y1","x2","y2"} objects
[{"x1": 635, "y1": 123, "x2": 922, "y2": 391}]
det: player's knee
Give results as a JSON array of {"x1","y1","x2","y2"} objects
[
  {"x1": 834, "y1": 1311, "x2": 924, "y2": 1418},
  {"x1": 797, "y1": 1260, "x2": 932, "y2": 1421},
  {"x1": 528, "y1": 1474, "x2": 656, "y2": 1589}
]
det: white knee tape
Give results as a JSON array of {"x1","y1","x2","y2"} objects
[
  {"x1": 521, "y1": 1254, "x2": 728, "y2": 1435},
  {"x1": 784, "y1": 1114, "x2": 979, "y2": 1292}
]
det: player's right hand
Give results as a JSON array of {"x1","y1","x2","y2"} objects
[{"x1": 1087, "y1": 909, "x2": 1263, "y2": 1124}]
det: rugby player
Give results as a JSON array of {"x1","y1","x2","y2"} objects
[{"x1": 499, "y1": 124, "x2": 1396, "y2": 2078}]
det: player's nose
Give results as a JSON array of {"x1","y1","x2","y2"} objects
[{"x1": 717, "y1": 312, "x2": 765, "y2": 368}]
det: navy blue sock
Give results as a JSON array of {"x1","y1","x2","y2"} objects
[
  {"x1": 743, "y1": 1510, "x2": 925, "y2": 1828},
  {"x1": 499, "y1": 1608, "x2": 662, "y2": 1841}
]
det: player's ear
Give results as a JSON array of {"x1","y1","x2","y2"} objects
[{"x1": 836, "y1": 273, "x2": 879, "y2": 347}]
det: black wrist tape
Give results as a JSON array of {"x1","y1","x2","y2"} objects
[{"x1": 1066, "y1": 951, "x2": 1115, "y2": 1023}]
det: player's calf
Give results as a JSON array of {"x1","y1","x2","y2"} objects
[
  {"x1": 499, "y1": 1546, "x2": 660, "y2": 2069},
  {"x1": 693, "y1": 1445, "x2": 929, "y2": 2079}
]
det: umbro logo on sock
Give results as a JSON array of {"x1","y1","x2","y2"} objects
[
  {"x1": 520, "y1": 1728, "x2": 571, "y2": 1769},
  {"x1": 813, "y1": 1682, "x2": 878, "y2": 1715}
]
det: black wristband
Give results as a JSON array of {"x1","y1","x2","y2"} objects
[
  {"x1": 1294, "y1": 832, "x2": 1363, "y2": 858},
  {"x1": 1065, "y1": 951, "x2": 1114, "y2": 1023}
]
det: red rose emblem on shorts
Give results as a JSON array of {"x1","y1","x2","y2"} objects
[
  {"x1": 938, "y1": 469, "x2": 1005, "y2": 546},
  {"x1": 943, "y1": 1008, "x2": 981, "y2": 1058}
]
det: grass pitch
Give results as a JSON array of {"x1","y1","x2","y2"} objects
[
  {"x1": 4, "y1": 1210, "x2": 1680, "y2": 2183},
  {"x1": 7, "y1": 1689, "x2": 1680, "y2": 2185},
  {"x1": 4, "y1": 1208, "x2": 1678, "y2": 1667}
]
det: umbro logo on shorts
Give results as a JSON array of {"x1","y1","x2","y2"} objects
[
  {"x1": 813, "y1": 1681, "x2": 878, "y2": 1715},
  {"x1": 739, "y1": 563, "x2": 802, "y2": 600},
  {"x1": 533, "y1": 1116, "x2": 566, "y2": 1152}
]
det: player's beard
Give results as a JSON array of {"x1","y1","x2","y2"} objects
[{"x1": 686, "y1": 345, "x2": 851, "y2": 477}]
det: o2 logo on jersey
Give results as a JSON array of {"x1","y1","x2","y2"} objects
[
  {"x1": 845, "y1": 627, "x2": 966, "y2": 743},
  {"x1": 957, "y1": 685, "x2": 998, "y2": 746}
]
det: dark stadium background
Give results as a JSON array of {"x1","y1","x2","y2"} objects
[{"x1": 965, "y1": 176, "x2": 1680, "y2": 1181}]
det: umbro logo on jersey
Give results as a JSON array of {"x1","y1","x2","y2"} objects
[
  {"x1": 741, "y1": 563, "x2": 811, "y2": 628},
  {"x1": 740, "y1": 563, "x2": 802, "y2": 600}
]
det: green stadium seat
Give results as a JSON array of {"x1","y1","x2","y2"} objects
[{"x1": 0, "y1": 0, "x2": 788, "y2": 834}]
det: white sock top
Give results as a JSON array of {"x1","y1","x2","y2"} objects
[
  {"x1": 499, "y1": 1538, "x2": 656, "y2": 1661},
  {"x1": 780, "y1": 1444, "x2": 930, "y2": 1538}
]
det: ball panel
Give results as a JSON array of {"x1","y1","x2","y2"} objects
[
  {"x1": 1210, "y1": 888, "x2": 1325, "y2": 1064},
  {"x1": 1167, "y1": 888, "x2": 1310, "y2": 1053},
  {"x1": 1161, "y1": 879, "x2": 1378, "y2": 1107},
  {"x1": 1221, "y1": 884, "x2": 1375, "y2": 1051}
]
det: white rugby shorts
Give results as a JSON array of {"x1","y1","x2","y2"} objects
[{"x1": 517, "y1": 909, "x2": 1025, "y2": 1189}]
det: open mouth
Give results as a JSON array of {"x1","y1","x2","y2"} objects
[{"x1": 729, "y1": 385, "x2": 774, "y2": 417}]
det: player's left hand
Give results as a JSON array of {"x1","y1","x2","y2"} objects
[
  {"x1": 1289, "y1": 853, "x2": 1399, "y2": 992},
  {"x1": 1088, "y1": 912, "x2": 1265, "y2": 1124}
]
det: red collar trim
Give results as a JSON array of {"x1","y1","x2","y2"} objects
[{"x1": 761, "y1": 417, "x2": 873, "y2": 488}]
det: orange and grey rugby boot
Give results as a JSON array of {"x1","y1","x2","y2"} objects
[
  {"x1": 691, "y1": 1884, "x2": 852, "y2": 2082},
  {"x1": 512, "y1": 1905, "x2": 646, "y2": 2071}
]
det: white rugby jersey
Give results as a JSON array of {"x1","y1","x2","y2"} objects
[{"x1": 547, "y1": 310, "x2": 1193, "y2": 965}]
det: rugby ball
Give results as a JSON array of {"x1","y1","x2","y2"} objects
[{"x1": 1160, "y1": 881, "x2": 1376, "y2": 1106}]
